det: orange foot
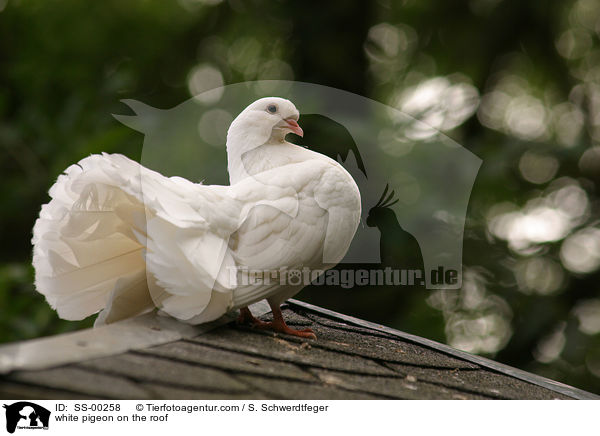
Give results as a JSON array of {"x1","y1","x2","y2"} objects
[
  {"x1": 254, "y1": 318, "x2": 317, "y2": 339},
  {"x1": 237, "y1": 305, "x2": 316, "y2": 340},
  {"x1": 237, "y1": 307, "x2": 270, "y2": 328}
]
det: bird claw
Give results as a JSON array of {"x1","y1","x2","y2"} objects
[
  {"x1": 236, "y1": 307, "x2": 270, "y2": 328},
  {"x1": 262, "y1": 321, "x2": 317, "y2": 340},
  {"x1": 237, "y1": 307, "x2": 317, "y2": 339},
  {"x1": 293, "y1": 329, "x2": 317, "y2": 340}
]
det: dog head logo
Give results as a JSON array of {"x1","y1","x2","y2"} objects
[{"x1": 3, "y1": 402, "x2": 50, "y2": 434}]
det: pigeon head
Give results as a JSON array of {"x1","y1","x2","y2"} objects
[{"x1": 227, "y1": 97, "x2": 303, "y2": 150}]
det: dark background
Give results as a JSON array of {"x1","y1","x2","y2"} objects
[{"x1": 1, "y1": 0, "x2": 600, "y2": 394}]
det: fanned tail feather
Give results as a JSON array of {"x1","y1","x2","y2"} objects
[
  {"x1": 32, "y1": 153, "x2": 240, "y2": 325},
  {"x1": 33, "y1": 154, "x2": 150, "y2": 322}
]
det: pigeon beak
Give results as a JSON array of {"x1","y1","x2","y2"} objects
[{"x1": 284, "y1": 118, "x2": 304, "y2": 137}]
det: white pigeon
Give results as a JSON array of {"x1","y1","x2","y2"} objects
[{"x1": 32, "y1": 97, "x2": 361, "y2": 339}]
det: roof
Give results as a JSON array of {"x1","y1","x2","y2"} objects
[{"x1": 0, "y1": 299, "x2": 597, "y2": 400}]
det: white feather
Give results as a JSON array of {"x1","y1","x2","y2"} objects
[{"x1": 32, "y1": 97, "x2": 361, "y2": 325}]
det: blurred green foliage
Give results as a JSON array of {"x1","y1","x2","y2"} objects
[{"x1": 1, "y1": 0, "x2": 599, "y2": 394}]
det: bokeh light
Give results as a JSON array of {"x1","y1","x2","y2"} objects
[
  {"x1": 560, "y1": 227, "x2": 600, "y2": 273},
  {"x1": 187, "y1": 64, "x2": 224, "y2": 103}
]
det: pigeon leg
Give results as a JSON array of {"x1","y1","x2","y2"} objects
[
  {"x1": 237, "y1": 307, "x2": 270, "y2": 328},
  {"x1": 263, "y1": 302, "x2": 317, "y2": 340}
]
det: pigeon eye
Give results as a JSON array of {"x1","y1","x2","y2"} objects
[{"x1": 267, "y1": 104, "x2": 278, "y2": 113}]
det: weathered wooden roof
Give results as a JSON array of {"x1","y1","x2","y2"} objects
[{"x1": 0, "y1": 300, "x2": 597, "y2": 400}]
